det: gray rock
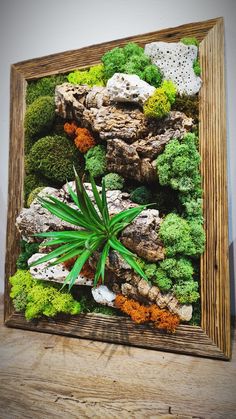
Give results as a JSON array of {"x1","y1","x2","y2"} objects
[
  {"x1": 121, "y1": 209, "x2": 165, "y2": 262},
  {"x1": 144, "y1": 41, "x2": 201, "y2": 95},
  {"x1": 107, "y1": 73, "x2": 155, "y2": 106}
]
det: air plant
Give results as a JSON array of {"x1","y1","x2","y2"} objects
[{"x1": 29, "y1": 170, "x2": 147, "y2": 290}]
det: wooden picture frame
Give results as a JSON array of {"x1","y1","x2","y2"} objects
[{"x1": 4, "y1": 17, "x2": 231, "y2": 360}]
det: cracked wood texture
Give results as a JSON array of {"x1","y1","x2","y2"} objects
[
  {"x1": 4, "y1": 17, "x2": 231, "y2": 359},
  {"x1": 0, "y1": 299, "x2": 236, "y2": 418}
]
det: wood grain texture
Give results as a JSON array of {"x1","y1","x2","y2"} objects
[
  {"x1": 1, "y1": 299, "x2": 236, "y2": 419},
  {"x1": 199, "y1": 18, "x2": 230, "y2": 358},
  {"x1": 4, "y1": 18, "x2": 231, "y2": 360}
]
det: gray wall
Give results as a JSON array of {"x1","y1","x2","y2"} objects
[{"x1": 0, "y1": 0, "x2": 235, "y2": 312}]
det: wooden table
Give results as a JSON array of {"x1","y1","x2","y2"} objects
[{"x1": 0, "y1": 297, "x2": 235, "y2": 419}]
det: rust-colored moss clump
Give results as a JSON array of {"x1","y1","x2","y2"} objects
[
  {"x1": 64, "y1": 121, "x2": 78, "y2": 137},
  {"x1": 64, "y1": 122, "x2": 96, "y2": 153},
  {"x1": 74, "y1": 128, "x2": 96, "y2": 153},
  {"x1": 63, "y1": 258, "x2": 95, "y2": 280},
  {"x1": 115, "y1": 295, "x2": 180, "y2": 332}
]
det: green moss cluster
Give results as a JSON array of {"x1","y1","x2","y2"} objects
[
  {"x1": 26, "y1": 74, "x2": 67, "y2": 106},
  {"x1": 10, "y1": 270, "x2": 81, "y2": 320},
  {"x1": 180, "y1": 37, "x2": 199, "y2": 47},
  {"x1": 130, "y1": 186, "x2": 152, "y2": 205},
  {"x1": 103, "y1": 173, "x2": 124, "y2": 190},
  {"x1": 67, "y1": 64, "x2": 105, "y2": 87},
  {"x1": 101, "y1": 42, "x2": 163, "y2": 87},
  {"x1": 24, "y1": 96, "x2": 55, "y2": 140},
  {"x1": 143, "y1": 80, "x2": 177, "y2": 119},
  {"x1": 159, "y1": 213, "x2": 205, "y2": 257},
  {"x1": 85, "y1": 145, "x2": 106, "y2": 177},
  {"x1": 193, "y1": 59, "x2": 201, "y2": 76},
  {"x1": 16, "y1": 241, "x2": 40, "y2": 270},
  {"x1": 173, "y1": 280, "x2": 200, "y2": 304},
  {"x1": 157, "y1": 133, "x2": 203, "y2": 222},
  {"x1": 27, "y1": 186, "x2": 45, "y2": 207},
  {"x1": 26, "y1": 135, "x2": 82, "y2": 184}
]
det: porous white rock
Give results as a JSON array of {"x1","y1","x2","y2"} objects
[
  {"x1": 107, "y1": 73, "x2": 155, "y2": 106},
  {"x1": 144, "y1": 41, "x2": 201, "y2": 95},
  {"x1": 91, "y1": 285, "x2": 116, "y2": 307},
  {"x1": 28, "y1": 253, "x2": 93, "y2": 286}
]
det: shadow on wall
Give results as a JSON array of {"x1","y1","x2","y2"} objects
[{"x1": 229, "y1": 241, "x2": 235, "y2": 331}]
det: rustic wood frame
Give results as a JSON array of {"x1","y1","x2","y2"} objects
[{"x1": 4, "y1": 17, "x2": 231, "y2": 359}]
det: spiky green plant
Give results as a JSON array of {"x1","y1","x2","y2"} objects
[{"x1": 30, "y1": 171, "x2": 147, "y2": 289}]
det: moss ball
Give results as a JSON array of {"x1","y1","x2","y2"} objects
[
  {"x1": 24, "y1": 173, "x2": 48, "y2": 202},
  {"x1": 85, "y1": 145, "x2": 106, "y2": 178},
  {"x1": 144, "y1": 88, "x2": 171, "y2": 119},
  {"x1": 24, "y1": 96, "x2": 55, "y2": 139},
  {"x1": 180, "y1": 37, "x2": 199, "y2": 47},
  {"x1": 103, "y1": 173, "x2": 124, "y2": 190},
  {"x1": 27, "y1": 186, "x2": 45, "y2": 207},
  {"x1": 130, "y1": 186, "x2": 152, "y2": 205},
  {"x1": 26, "y1": 135, "x2": 82, "y2": 184}
]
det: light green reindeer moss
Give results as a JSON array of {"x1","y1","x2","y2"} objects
[
  {"x1": 10, "y1": 270, "x2": 81, "y2": 320},
  {"x1": 67, "y1": 64, "x2": 105, "y2": 87},
  {"x1": 103, "y1": 173, "x2": 124, "y2": 190}
]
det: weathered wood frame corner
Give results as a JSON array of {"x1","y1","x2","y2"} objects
[{"x1": 4, "y1": 17, "x2": 231, "y2": 360}]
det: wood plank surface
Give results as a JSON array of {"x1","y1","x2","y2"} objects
[
  {"x1": 199, "y1": 18, "x2": 231, "y2": 357},
  {"x1": 0, "y1": 298, "x2": 236, "y2": 419}
]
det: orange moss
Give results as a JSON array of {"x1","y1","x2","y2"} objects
[
  {"x1": 115, "y1": 294, "x2": 180, "y2": 332},
  {"x1": 74, "y1": 128, "x2": 96, "y2": 153},
  {"x1": 64, "y1": 121, "x2": 78, "y2": 137},
  {"x1": 63, "y1": 258, "x2": 95, "y2": 280}
]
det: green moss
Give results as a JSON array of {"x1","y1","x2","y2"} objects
[
  {"x1": 157, "y1": 257, "x2": 193, "y2": 282},
  {"x1": 143, "y1": 80, "x2": 177, "y2": 119},
  {"x1": 180, "y1": 37, "x2": 199, "y2": 47},
  {"x1": 143, "y1": 87, "x2": 171, "y2": 118},
  {"x1": 26, "y1": 135, "x2": 82, "y2": 184},
  {"x1": 24, "y1": 96, "x2": 55, "y2": 139},
  {"x1": 159, "y1": 213, "x2": 205, "y2": 257},
  {"x1": 85, "y1": 145, "x2": 106, "y2": 177},
  {"x1": 193, "y1": 58, "x2": 201, "y2": 76},
  {"x1": 130, "y1": 186, "x2": 152, "y2": 205},
  {"x1": 143, "y1": 263, "x2": 157, "y2": 280},
  {"x1": 173, "y1": 280, "x2": 200, "y2": 304},
  {"x1": 24, "y1": 173, "x2": 48, "y2": 202},
  {"x1": 103, "y1": 173, "x2": 124, "y2": 190},
  {"x1": 16, "y1": 241, "x2": 40, "y2": 270},
  {"x1": 27, "y1": 186, "x2": 45, "y2": 207},
  {"x1": 101, "y1": 42, "x2": 163, "y2": 87},
  {"x1": 154, "y1": 269, "x2": 173, "y2": 291},
  {"x1": 67, "y1": 64, "x2": 105, "y2": 87},
  {"x1": 26, "y1": 74, "x2": 67, "y2": 106},
  {"x1": 9, "y1": 270, "x2": 81, "y2": 320},
  {"x1": 157, "y1": 133, "x2": 201, "y2": 195},
  {"x1": 172, "y1": 94, "x2": 199, "y2": 122}
]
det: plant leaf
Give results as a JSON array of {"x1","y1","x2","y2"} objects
[
  {"x1": 90, "y1": 175, "x2": 103, "y2": 215},
  {"x1": 119, "y1": 252, "x2": 148, "y2": 281},
  {"x1": 29, "y1": 241, "x2": 82, "y2": 267},
  {"x1": 109, "y1": 205, "x2": 146, "y2": 228},
  {"x1": 109, "y1": 237, "x2": 135, "y2": 257},
  {"x1": 93, "y1": 241, "x2": 110, "y2": 286},
  {"x1": 63, "y1": 249, "x2": 93, "y2": 290},
  {"x1": 101, "y1": 178, "x2": 109, "y2": 226}
]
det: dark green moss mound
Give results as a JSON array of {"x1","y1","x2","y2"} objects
[
  {"x1": 101, "y1": 42, "x2": 163, "y2": 87},
  {"x1": 16, "y1": 241, "x2": 40, "y2": 270},
  {"x1": 24, "y1": 173, "x2": 48, "y2": 202},
  {"x1": 26, "y1": 135, "x2": 82, "y2": 184},
  {"x1": 26, "y1": 74, "x2": 67, "y2": 106},
  {"x1": 172, "y1": 94, "x2": 199, "y2": 123},
  {"x1": 24, "y1": 96, "x2": 55, "y2": 140},
  {"x1": 130, "y1": 186, "x2": 152, "y2": 205}
]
